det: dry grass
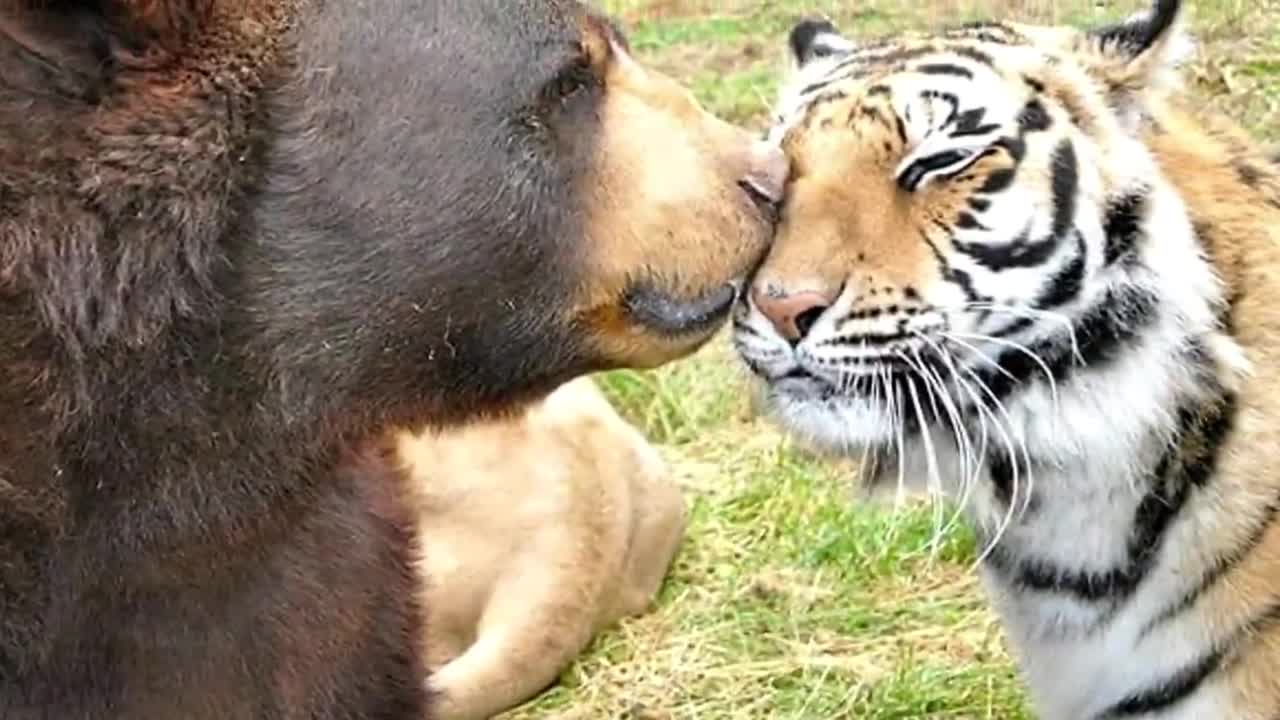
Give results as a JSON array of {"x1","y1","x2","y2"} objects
[
  {"x1": 606, "y1": 0, "x2": 1279, "y2": 132},
  {"x1": 498, "y1": 2, "x2": 1279, "y2": 718}
]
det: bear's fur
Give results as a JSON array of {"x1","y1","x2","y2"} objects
[{"x1": 0, "y1": 1, "x2": 780, "y2": 718}]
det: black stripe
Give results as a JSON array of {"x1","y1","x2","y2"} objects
[
  {"x1": 954, "y1": 139, "x2": 1067, "y2": 272},
  {"x1": 991, "y1": 316, "x2": 1034, "y2": 338},
  {"x1": 946, "y1": 22, "x2": 1020, "y2": 47},
  {"x1": 853, "y1": 104, "x2": 888, "y2": 127},
  {"x1": 1046, "y1": 286, "x2": 1157, "y2": 374},
  {"x1": 1180, "y1": 395, "x2": 1237, "y2": 490},
  {"x1": 969, "y1": 284, "x2": 1159, "y2": 403},
  {"x1": 945, "y1": 22, "x2": 1018, "y2": 44},
  {"x1": 1139, "y1": 494, "x2": 1279, "y2": 638},
  {"x1": 899, "y1": 149, "x2": 975, "y2": 192},
  {"x1": 989, "y1": 451, "x2": 1015, "y2": 506},
  {"x1": 799, "y1": 80, "x2": 832, "y2": 97},
  {"x1": 921, "y1": 89, "x2": 959, "y2": 114},
  {"x1": 1103, "y1": 585, "x2": 1278, "y2": 719},
  {"x1": 894, "y1": 114, "x2": 908, "y2": 144},
  {"x1": 955, "y1": 212, "x2": 987, "y2": 231},
  {"x1": 994, "y1": 134, "x2": 1028, "y2": 164},
  {"x1": 949, "y1": 104, "x2": 1000, "y2": 139},
  {"x1": 953, "y1": 223, "x2": 1059, "y2": 271},
  {"x1": 983, "y1": 546, "x2": 1120, "y2": 603},
  {"x1": 1049, "y1": 140, "x2": 1079, "y2": 239},
  {"x1": 1102, "y1": 188, "x2": 1150, "y2": 266},
  {"x1": 948, "y1": 45, "x2": 996, "y2": 66},
  {"x1": 1016, "y1": 99, "x2": 1052, "y2": 133},
  {"x1": 828, "y1": 304, "x2": 924, "y2": 322},
  {"x1": 1098, "y1": 647, "x2": 1225, "y2": 718},
  {"x1": 978, "y1": 167, "x2": 1016, "y2": 194},
  {"x1": 951, "y1": 20, "x2": 1008, "y2": 31},
  {"x1": 916, "y1": 62, "x2": 973, "y2": 78},
  {"x1": 799, "y1": 90, "x2": 850, "y2": 129},
  {"x1": 951, "y1": 122, "x2": 1002, "y2": 139},
  {"x1": 732, "y1": 321, "x2": 763, "y2": 340},
  {"x1": 828, "y1": 40, "x2": 997, "y2": 83},
  {"x1": 830, "y1": 46, "x2": 938, "y2": 76},
  {"x1": 967, "y1": 197, "x2": 991, "y2": 213},
  {"x1": 983, "y1": 386, "x2": 1236, "y2": 606},
  {"x1": 923, "y1": 230, "x2": 984, "y2": 303},
  {"x1": 1032, "y1": 231, "x2": 1087, "y2": 308},
  {"x1": 817, "y1": 330, "x2": 914, "y2": 347}
]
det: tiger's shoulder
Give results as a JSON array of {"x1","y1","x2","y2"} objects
[{"x1": 1143, "y1": 97, "x2": 1280, "y2": 310}]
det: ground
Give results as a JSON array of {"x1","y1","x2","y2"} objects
[{"x1": 502, "y1": 1, "x2": 1280, "y2": 717}]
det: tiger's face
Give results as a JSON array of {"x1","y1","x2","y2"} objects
[{"x1": 734, "y1": 5, "x2": 1203, "y2": 454}]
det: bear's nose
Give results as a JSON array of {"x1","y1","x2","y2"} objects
[
  {"x1": 740, "y1": 141, "x2": 789, "y2": 205},
  {"x1": 750, "y1": 286, "x2": 835, "y2": 343}
]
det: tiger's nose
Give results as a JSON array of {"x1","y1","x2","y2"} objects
[{"x1": 750, "y1": 286, "x2": 835, "y2": 343}]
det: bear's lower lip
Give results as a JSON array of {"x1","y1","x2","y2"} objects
[{"x1": 622, "y1": 280, "x2": 741, "y2": 337}]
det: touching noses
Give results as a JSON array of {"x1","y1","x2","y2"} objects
[
  {"x1": 750, "y1": 285, "x2": 836, "y2": 343},
  {"x1": 739, "y1": 141, "x2": 789, "y2": 206}
]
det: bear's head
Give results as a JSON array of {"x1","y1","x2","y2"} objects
[{"x1": 0, "y1": 0, "x2": 784, "y2": 439}]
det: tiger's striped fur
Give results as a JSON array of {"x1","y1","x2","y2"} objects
[{"x1": 732, "y1": 1, "x2": 1280, "y2": 717}]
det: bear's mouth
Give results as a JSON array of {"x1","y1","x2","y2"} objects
[{"x1": 622, "y1": 280, "x2": 741, "y2": 337}]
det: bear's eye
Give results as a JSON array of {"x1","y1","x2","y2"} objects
[{"x1": 548, "y1": 55, "x2": 594, "y2": 102}]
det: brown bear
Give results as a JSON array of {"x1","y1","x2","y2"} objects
[{"x1": 0, "y1": 1, "x2": 784, "y2": 719}]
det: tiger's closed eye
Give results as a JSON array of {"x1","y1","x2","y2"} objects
[{"x1": 896, "y1": 147, "x2": 984, "y2": 192}]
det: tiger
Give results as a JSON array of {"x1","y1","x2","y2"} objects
[{"x1": 731, "y1": 1, "x2": 1280, "y2": 718}]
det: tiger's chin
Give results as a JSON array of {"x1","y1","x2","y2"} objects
[{"x1": 757, "y1": 373, "x2": 898, "y2": 456}]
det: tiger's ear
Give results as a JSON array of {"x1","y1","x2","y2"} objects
[
  {"x1": 1080, "y1": 0, "x2": 1193, "y2": 121},
  {"x1": 788, "y1": 17, "x2": 855, "y2": 68}
]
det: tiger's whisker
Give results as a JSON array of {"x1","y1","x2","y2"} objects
[
  {"x1": 949, "y1": 365, "x2": 1022, "y2": 568},
  {"x1": 896, "y1": 349, "x2": 949, "y2": 560},
  {"x1": 964, "y1": 302, "x2": 1084, "y2": 366},
  {"x1": 910, "y1": 336, "x2": 977, "y2": 544},
  {"x1": 950, "y1": 347, "x2": 1037, "y2": 536},
  {"x1": 948, "y1": 331, "x2": 1061, "y2": 416}
]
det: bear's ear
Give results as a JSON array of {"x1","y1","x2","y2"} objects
[
  {"x1": 1, "y1": 1, "x2": 212, "y2": 68},
  {"x1": 788, "y1": 17, "x2": 856, "y2": 69},
  {"x1": 1, "y1": 1, "x2": 212, "y2": 99},
  {"x1": 102, "y1": 0, "x2": 215, "y2": 53},
  {"x1": 1079, "y1": 0, "x2": 1193, "y2": 122}
]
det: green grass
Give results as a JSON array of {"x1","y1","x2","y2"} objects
[{"x1": 500, "y1": 2, "x2": 1280, "y2": 718}]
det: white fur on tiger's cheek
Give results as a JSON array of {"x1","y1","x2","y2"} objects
[
  {"x1": 765, "y1": 387, "x2": 898, "y2": 454},
  {"x1": 734, "y1": 299, "x2": 898, "y2": 453}
]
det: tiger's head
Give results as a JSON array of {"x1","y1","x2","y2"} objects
[{"x1": 734, "y1": 0, "x2": 1225, "y2": 462}]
